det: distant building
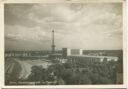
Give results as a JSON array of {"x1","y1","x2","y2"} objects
[
  {"x1": 62, "y1": 48, "x2": 118, "y2": 62},
  {"x1": 62, "y1": 48, "x2": 83, "y2": 57}
]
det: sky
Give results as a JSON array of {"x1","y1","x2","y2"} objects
[{"x1": 4, "y1": 3, "x2": 123, "y2": 50}]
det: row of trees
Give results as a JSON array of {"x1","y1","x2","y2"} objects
[{"x1": 27, "y1": 59, "x2": 122, "y2": 85}]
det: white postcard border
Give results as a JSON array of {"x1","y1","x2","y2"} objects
[{"x1": 0, "y1": 0, "x2": 127, "y2": 88}]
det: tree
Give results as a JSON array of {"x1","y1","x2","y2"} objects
[{"x1": 28, "y1": 65, "x2": 47, "y2": 84}]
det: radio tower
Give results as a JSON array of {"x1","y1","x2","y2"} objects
[{"x1": 51, "y1": 30, "x2": 55, "y2": 53}]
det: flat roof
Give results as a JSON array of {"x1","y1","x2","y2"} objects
[{"x1": 68, "y1": 55, "x2": 118, "y2": 59}]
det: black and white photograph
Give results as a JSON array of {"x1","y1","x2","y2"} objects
[{"x1": 4, "y1": 2, "x2": 123, "y2": 85}]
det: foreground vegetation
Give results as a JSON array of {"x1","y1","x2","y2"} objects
[
  {"x1": 27, "y1": 59, "x2": 122, "y2": 85},
  {"x1": 5, "y1": 50, "x2": 123, "y2": 85}
]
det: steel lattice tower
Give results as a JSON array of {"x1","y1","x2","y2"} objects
[{"x1": 51, "y1": 30, "x2": 55, "y2": 53}]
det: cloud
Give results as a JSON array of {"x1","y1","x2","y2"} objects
[
  {"x1": 5, "y1": 25, "x2": 49, "y2": 41},
  {"x1": 4, "y1": 3, "x2": 123, "y2": 50}
]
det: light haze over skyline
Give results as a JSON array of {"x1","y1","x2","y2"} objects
[{"x1": 4, "y1": 3, "x2": 123, "y2": 50}]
